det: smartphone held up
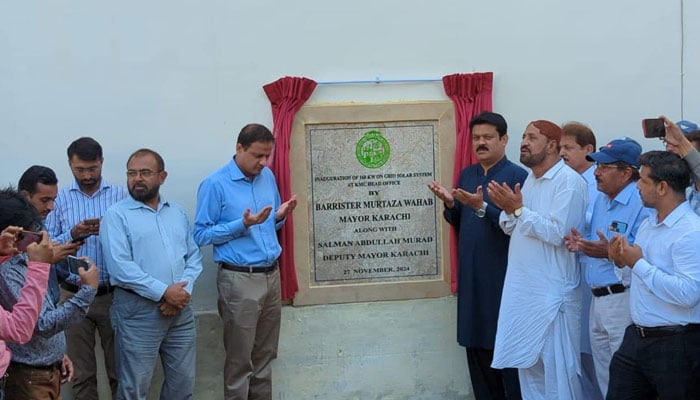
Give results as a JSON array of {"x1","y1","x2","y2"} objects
[
  {"x1": 16, "y1": 231, "x2": 42, "y2": 252},
  {"x1": 66, "y1": 255, "x2": 91, "y2": 275},
  {"x1": 642, "y1": 118, "x2": 666, "y2": 138}
]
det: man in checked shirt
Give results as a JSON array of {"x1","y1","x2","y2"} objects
[{"x1": 46, "y1": 137, "x2": 126, "y2": 399}]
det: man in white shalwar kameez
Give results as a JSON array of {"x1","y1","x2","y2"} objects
[{"x1": 488, "y1": 120, "x2": 587, "y2": 399}]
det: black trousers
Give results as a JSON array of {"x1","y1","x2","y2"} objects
[
  {"x1": 467, "y1": 347, "x2": 522, "y2": 400},
  {"x1": 607, "y1": 324, "x2": 700, "y2": 400}
]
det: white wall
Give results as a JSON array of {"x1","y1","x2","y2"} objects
[
  {"x1": 2, "y1": 2, "x2": 697, "y2": 398},
  {"x1": 3, "y1": 0, "x2": 695, "y2": 309}
]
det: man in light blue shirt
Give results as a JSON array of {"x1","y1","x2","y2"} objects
[
  {"x1": 194, "y1": 123, "x2": 297, "y2": 400},
  {"x1": 101, "y1": 149, "x2": 202, "y2": 400},
  {"x1": 608, "y1": 150, "x2": 700, "y2": 399},
  {"x1": 564, "y1": 138, "x2": 649, "y2": 397}
]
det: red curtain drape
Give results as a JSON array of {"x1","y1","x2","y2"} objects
[
  {"x1": 442, "y1": 72, "x2": 494, "y2": 292},
  {"x1": 263, "y1": 76, "x2": 317, "y2": 300}
]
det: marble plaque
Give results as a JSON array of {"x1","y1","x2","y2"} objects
[
  {"x1": 290, "y1": 102, "x2": 454, "y2": 305},
  {"x1": 308, "y1": 122, "x2": 439, "y2": 285}
]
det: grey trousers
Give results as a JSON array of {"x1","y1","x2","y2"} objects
[{"x1": 217, "y1": 266, "x2": 281, "y2": 400}]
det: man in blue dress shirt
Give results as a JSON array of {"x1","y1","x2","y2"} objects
[
  {"x1": 564, "y1": 138, "x2": 649, "y2": 397},
  {"x1": 194, "y1": 123, "x2": 297, "y2": 400},
  {"x1": 608, "y1": 150, "x2": 700, "y2": 399},
  {"x1": 428, "y1": 112, "x2": 526, "y2": 400},
  {"x1": 101, "y1": 149, "x2": 203, "y2": 400}
]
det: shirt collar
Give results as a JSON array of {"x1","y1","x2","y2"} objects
[
  {"x1": 650, "y1": 201, "x2": 692, "y2": 228},
  {"x1": 227, "y1": 158, "x2": 247, "y2": 181},
  {"x1": 581, "y1": 164, "x2": 596, "y2": 185},
  {"x1": 69, "y1": 177, "x2": 113, "y2": 195},
  {"x1": 539, "y1": 159, "x2": 567, "y2": 180},
  {"x1": 478, "y1": 156, "x2": 510, "y2": 177},
  {"x1": 610, "y1": 180, "x2": 638, "y2": 206},
  {"x1": 125, "y1": 195, "x2": 169, "y2": 211}
]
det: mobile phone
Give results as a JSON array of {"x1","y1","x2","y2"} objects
[
  {"x1": 83, "y1": 218, "x2": 100, "y2": 226},
  {"x1": 16, "y1": 231, "x2": 42, "y2": 252},
  {"x1": 71, "y1": 233, "x2": 93, "y2": 243},
  {"x1": 642, "y1": 118, "x2": 666, "y2": 138},
  {"x1": 609, "y1": 220, "x2": 628, "y2": 234},
  {"x1": 66, "y1": 255, "x2": 90, "y2": 274}
]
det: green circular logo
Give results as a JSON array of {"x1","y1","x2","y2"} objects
[{"x1": 355, "y1": 130, "x2": 390, "y2": 169}]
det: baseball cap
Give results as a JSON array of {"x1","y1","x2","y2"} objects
[
  {"x1": 676, "y1": 120, "x2": 698, "y2": 135},
  {"x1": 586, "y1": 137, "x2": 642, "y2": 168}
]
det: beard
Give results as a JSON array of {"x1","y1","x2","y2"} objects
[
  {"x1": 520, "y1": 146, "x2": 547, "y2": 168},
  {"x1": 129, "y1": 184, "x2": 159, "y2": 203},
  {"x1": 78, "y1": 178, "x2": 98, "y2": 191}
]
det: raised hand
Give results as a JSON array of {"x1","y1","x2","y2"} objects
[
  {"x1": 0, "y1": 226, "x2": 22, "y2": 256},
  {"x1": 243, "y1": 206, "x2": 273, "y2": 227},
  {"x1": 564, "y1": 227, "x2": 583, "y2": 252},
  {"x1": 576, "y1": 230, "x2": 611, "y2": 258},
  {"x1": 26, "y1": 231, "x2": 55, "y2": 264},
  {"x1": 276, "y1": 195, "x2": 298, "y2": 222},
  {"x1": 427, "y1": 181, "x2": 454, "y2": 208},
  {"x1": 452, "y1": 186, "x2": 484, "y2": 210},
  {"x1": 487, "y1": 181, "x2": 523, "y2": 214}
]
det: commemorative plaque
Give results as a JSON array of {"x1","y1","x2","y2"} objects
[
  {"x1": 308, "y1": 122, "x2": 439, "y2": 283},
  {"x1": 290, "y1": 102, "x2": 454, "y2": 305}
]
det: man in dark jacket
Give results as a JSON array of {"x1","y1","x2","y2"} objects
[{"x1": 428, "y1": 111, "x2": 526, "y2": 399}]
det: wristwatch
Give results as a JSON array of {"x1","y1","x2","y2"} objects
[
  {"x1": 475, "y1": 201, "x2": 487, "y2": 218},
  {"x1": 513, "y1": 206, "x2": 524, "y2": 218}
]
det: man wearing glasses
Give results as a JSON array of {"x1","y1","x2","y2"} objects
[
  {"x1": 45, "y1": 137, "x2": 125, "y2": 399},
  {"x1": 101, "y1": 149, "x2": 202, "y2": 399},
  {"x1": 564, "y1": 138, "x2": 650, "y2": 397}
]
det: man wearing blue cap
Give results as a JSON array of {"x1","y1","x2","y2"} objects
[
  {"x1": 660, "y1": 117, "x2": 700, "y2": 215},
  {"x1": 564, "y1": 138, "x2": 650, "y2": 397},
  {"x1": 675, "y1": 120, "x2": 700, "y2": 152}
]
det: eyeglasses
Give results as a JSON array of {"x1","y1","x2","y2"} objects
[
  {"x1": 595, "y1": 163, "x2": 625, "y2": 171},
  {"x1": 126, "y1": 169, "x2": 162, "y2": 178}
]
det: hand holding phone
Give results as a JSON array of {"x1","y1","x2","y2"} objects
[
  {"x1": 70, "y1": 218, "x2": 100, "y2": 242},
  {"x1": 16, "y1": 230, "x2": 43, "y2": 252},
  {"x1": 642, "y1": 118, "x2": 666, "y2": 138},
  {"x1": 83, "y1": 218, "x2": 100, "y2": 226},
  {"x1": 23, "y1": 231, "x2": 53, "y2": 264},
  {"x1": 66, "y1": 255, "x2": 91, "y2": 275}
]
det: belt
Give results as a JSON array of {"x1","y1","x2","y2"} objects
[
  {"x1": 61, "y1": 282, "x2": 114, "y2": 296},
  {"x1": 9, "y1": 361, "x2": 61, "y2": 371},
  {"x1": 591, "y1": 283, "x2": 627, "y2": 297},
  {"x1": 635, "y1": 323, "x2": 700, "y2": 338},
  {"x1": 220, "y1": 261, "x2": 278, "y2": 274}
]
